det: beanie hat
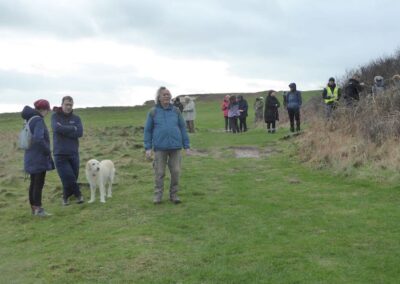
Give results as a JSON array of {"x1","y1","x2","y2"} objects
[{"x1": 34, "y1": 99, "x2": 50, "y2": 110}]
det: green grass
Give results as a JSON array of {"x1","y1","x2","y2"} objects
[{"x1": 0, "y1": 91, "x2": 399, "y2": 283}]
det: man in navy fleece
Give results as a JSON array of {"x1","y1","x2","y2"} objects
[{"x1": 51, "y1": 96, "x2": 84, "y2": 206}]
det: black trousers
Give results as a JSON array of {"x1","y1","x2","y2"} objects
[
  {"x1": 229, "y1": 117, "x2": 239, "y2": 133},
  {"x1": 267, "y1": 121, "x2": 276, "y2": 130},
  {"x1": 239, "y1": 117, "x2": 247, "y2": 132},
  {"x1": 29, "y1": 172, "x2": 46, "y2": 207},
  {"x1": 224, "y1": 116, "x2": 229, "y2": 131},
  {"x1": 287, "y1": 108, "x2": 300, "y2": 131}
]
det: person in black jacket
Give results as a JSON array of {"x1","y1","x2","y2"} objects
[
  {"x1": 344, "y1": 74, "x2": 364, "y2": 106},
  {"x1": 237, "y1": 95, "x2": 248, "y2": 132},
  {"x1": 173, "y1": 97, "x2": 184, "y2": 113},
  {"x1": 264, "y1": 90, "x2": 280, "y2": 133}
]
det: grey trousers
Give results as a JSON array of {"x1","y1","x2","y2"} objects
[{"x1": 153, "y1": 150, "x2": 182, "y2": 196}]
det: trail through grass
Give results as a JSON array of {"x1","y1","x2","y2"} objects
[{"x1": 0, "y1": 93, "x2": 399, "y2": 283}]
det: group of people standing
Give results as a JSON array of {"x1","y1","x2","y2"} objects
[
  {"x1": 22, "y1": 96, "x2": 83, "y2": 216},
  {"x1": 172, "y1": 96, "x2": 196, "y2": 133},
  {"x1": 222, "y1": 82, "x2": 303, "y2": 134},
  {"x1": 221, "y1": 95, "x2": 249, "y2": 133},
  {"x1": 321, "y1": 73, "x2": 400, "y2": 118}
]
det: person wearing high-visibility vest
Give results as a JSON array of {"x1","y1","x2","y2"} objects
[{"x1": 322, "y1": 77, "x2": 341, "y2": 118}]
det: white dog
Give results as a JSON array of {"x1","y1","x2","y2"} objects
[{"x1": 85, "y1": 159, "x2": 115, "y2": 203}]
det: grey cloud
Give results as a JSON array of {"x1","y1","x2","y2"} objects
[{"x1": 1, "y1": 0, "x2": 400, "y2": 95}]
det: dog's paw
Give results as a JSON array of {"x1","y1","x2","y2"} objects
[
  {"x1": 107, "y1": 194, "x2": 112, "y2": 198},
  {"x1": 88, "y1": 199, "x2": 95, "y2": 204},
  {"x1": 100, "y1": 200, "x2": 106, "y2": 203}
]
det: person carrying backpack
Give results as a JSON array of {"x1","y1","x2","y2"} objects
[
  {"x1": 284, "y1": 83, "x2": 302, "y2": 132},
  {"x1": 144, "y1": 87, "x2": 190, "y2": 204},
  {"x1": 21, "y1": 99, "x2": 54, "y2": 217}
]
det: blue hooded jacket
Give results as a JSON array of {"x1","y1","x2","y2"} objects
[
  {"x1": 144, "y1": 104, "x2": 190, "y2": 151},
  {"x1": 51, "y1": 108, "x2": 83, "y2": 156},
  {"x1": 285, "y1": 91, "x2": 302, "y2": 110},
  {"x1": 21, "y1": 106, "x2": 54, "y2": 174}
]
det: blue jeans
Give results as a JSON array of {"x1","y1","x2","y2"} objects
[{"x1": 54, "y1": 155, "x2": 81, "y2": 199}]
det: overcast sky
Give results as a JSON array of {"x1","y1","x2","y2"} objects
[{"x1": 1, "y1": 0, "x2": 400, "y2": 113}]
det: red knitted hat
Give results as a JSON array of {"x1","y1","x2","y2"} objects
[{"x1": 34, "y1": 99, "x2": 50, "y2": 110}]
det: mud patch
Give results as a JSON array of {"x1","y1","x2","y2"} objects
[
  {"x1": 189, "y1": 149, "x2": 209, "y2": 157},
  {"x1": 230, "y1": 146, "x2": 280, "y2": 159},
  {"x1": 233, "y1": 147, "x2": 261, "y2": 158}
]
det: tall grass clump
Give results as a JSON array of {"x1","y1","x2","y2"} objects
[{"x1": 298, "y1": 50, "x2": 400, "y2": 175}]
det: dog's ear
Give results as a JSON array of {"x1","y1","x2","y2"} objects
[{"x1": 86, "y1": 161, "x2": 91, "y2": 171}]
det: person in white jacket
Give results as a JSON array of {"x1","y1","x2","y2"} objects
[{"x1": 182, "y1": 96, "x2": 196, "y2": 133}]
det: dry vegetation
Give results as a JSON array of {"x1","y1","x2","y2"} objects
[{"x1": 298, "y1": 50, "x2": 400, "y2": 175}]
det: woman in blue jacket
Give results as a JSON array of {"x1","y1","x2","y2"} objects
[
  {"x1": 285, "y1": 83, "x2": 302, "y2": 132},
  {"x1": 21, "y1": 99, "x2": 54, "y2": 216},
  {"x1": 51, "y1": 96, "x2": 84, "y2": 206},
  {"x1": 144, "y1": 87, "x2": 190, "y2": 204}
]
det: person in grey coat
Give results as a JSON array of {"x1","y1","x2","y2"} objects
[
  {"x1": 182, "y1": 96, "x2": 196, "y2": 133},
  {"x1": 372, "y1": 75, "x2": 385, "y2": 97}
]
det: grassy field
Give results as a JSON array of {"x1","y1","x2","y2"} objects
[{"x1": 0, "y1": 91, "x2": 399, "y2": 283}]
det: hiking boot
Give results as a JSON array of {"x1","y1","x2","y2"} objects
[
  {"x1": 33, "y1": 207, "x2": 52, "y2": 217},
  {"x1": 62, "y1": 197, "x2": 69, "y2": 206},
  {"x1": 153, "y1": 193, "x2": 162, "y2": 204},
  {"x1": 76, "y1": 195, "x2": 84, "y2": 204},
  {"x1": 170, "y1": 194, "x2": 181, "y2": 204}
]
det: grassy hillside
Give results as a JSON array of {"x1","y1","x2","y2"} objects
[{"x1": 1, "y1": 91, "x2": 399, "y2": 283}]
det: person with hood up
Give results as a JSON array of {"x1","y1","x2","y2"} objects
[
  {"x1": 237, "y1": 95, "x2": 249, "y2": 132},
  {"x1": 372, "y1": 75, "x2": 385, "y2": 97},
  {"x1": 51, "y1": 96, "x2": 84, "y2": 206},
  {"x1": 284, "y1": 83, "x2": 302, "y2": 132},
  {"x1": 144, "y1": 87, "x2": 190, "y2": 204},
  {"x1": 173, "y1": 97, "x2": 184, "y2": 113},
  {"x1": 182, "y1": 96, "x2": 196, "y2": 133},
  {"x1": 21, "y1": 99, "x2": 54, "y2": 216},
  {"x1": 344, "y1": 74, "x2": 364, "y2": 106},
  {"x1": 322, "y1": 77, "x2": 341, "y2": 118},
  {"x1": 221, "y1": 95, "x2": 230, "y2": 132},
  {"x1": 264, "y1": 90, "x2": 280, "y2": 133},
  {"x1": 228, "y1": 95, "x2": 240, "y2": 133}
]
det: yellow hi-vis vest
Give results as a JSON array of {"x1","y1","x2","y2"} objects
[{"x1": 325, "y1": 85, "x2": 339, "y2": 104}]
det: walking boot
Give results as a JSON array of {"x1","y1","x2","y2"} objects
[
  {"x1": 153, "y1": 192, "x2": 163, "y2": 204},
  {"x1": 170, "y1": 193, "x2": 181, "y2": 204},
  {"x1": 33, "y1": 207, "x2": 52, "y2": 217}
]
